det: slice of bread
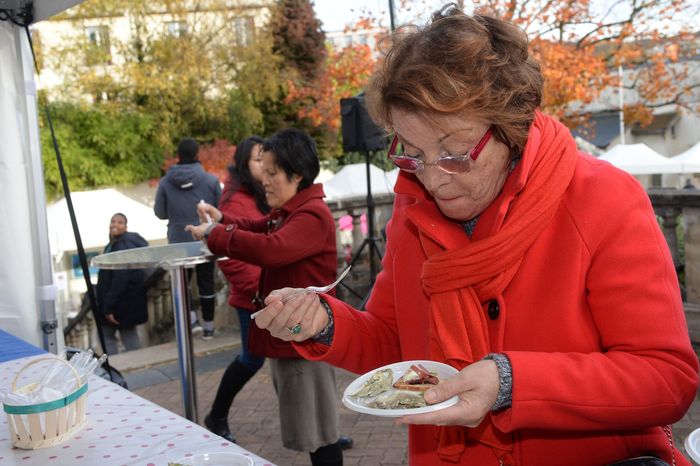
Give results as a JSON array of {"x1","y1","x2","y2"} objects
[{"x1": 392, "y1": 364, "x2": 440, "y2": 392}]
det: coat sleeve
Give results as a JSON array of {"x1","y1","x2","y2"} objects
[
  {"x1": 494, "y1": 173, "x2": 699, "y2": 432},
  {"x1": 210, "y1": 207, "x2": 330, "y2": 268},
  {"x1": 294, "y1": 199, "x2": 413, "y2": 373},
  {"x1": 216, "y1": 193, "x2": 263, "y2": 297},
  {"x1": 154, "y1": 181, "x2": 167, "y2": 219}
]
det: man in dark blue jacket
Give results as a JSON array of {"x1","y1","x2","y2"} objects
[
  {"x1": 97, "y1": 213, "x2": 149, "y2": 354},
  {"x1": 154, "y1": 138, "x2": 222, "y2": 339}
]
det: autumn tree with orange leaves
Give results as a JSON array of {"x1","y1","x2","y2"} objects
[
  {"x1": 463, "y1": 0, "x2": 700, "y2": 130},
  {"x1": 275, "y1": 4, "x2": 379, "y2": 157},
  {"x1": 357, "y1": 0, "x2": 698, "y2": 135}
]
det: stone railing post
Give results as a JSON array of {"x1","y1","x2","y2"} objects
[
  {"x1": 683, "y1": 204, "x2": 700, "y2": 302},
  {"x1": 649, "y1": 188, "x2": 700, "y2": 305},
  {"x1": 656, "y1": 206, "x2": 682, "y2": 270}
]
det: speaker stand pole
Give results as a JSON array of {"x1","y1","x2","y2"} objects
[{"x1": 342, "y1": 149, "x2": 384, "y2": 309}]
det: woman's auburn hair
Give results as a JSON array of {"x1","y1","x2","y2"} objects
[{"x1": 365, "y1": 4, "x2": 544, "y2": 159}]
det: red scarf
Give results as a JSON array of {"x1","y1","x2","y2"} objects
[{"x1": 419, "y1": 112, "x2": 578, "y2": 463}]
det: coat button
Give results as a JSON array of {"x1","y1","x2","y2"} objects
[
  {"x1": 225, "y1": 224, "x2": 234, "y2": 232},
  {"x1": 488, "y1": 300, "x2": 500, "y2": 320}
]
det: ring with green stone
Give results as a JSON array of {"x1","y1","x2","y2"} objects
[{"x1": 288, "y1": 324, "x2": 302, "y2": 334}]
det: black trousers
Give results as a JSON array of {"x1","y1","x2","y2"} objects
[{"x1": 186, "y1": 261, "x2": 215, "y2": 322}]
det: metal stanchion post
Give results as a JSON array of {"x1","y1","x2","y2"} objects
[{"x1": 169, "y1": 266, "x2": 198, "y2": 422}]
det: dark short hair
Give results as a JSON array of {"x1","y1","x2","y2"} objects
[
  {"x1": 177, "y1": 138, "x2": 199, "y2": 163},
  {"x1": 365, "y1": 3, "x2": 543, "y2": 159},
  {"x1": 262, "y1": 129, "x2": 319, "y2": 191},
  {"x1": 111, "y1": 212, "x2": 127, "y2": 225}
]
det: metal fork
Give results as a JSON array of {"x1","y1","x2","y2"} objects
[{"x1": 250, "y1": 265, "x2": 352, "y2": 319}]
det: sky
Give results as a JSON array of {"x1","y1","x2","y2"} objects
[
  {"x1": 313, "y1": 0, "x2": 399, "y2": 32},
  {"x1": 312, "y1": 0, "x2": 700, "y2": 34}
]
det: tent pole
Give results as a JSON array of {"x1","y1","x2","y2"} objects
[{"x1": 20, "y1": 24, "x2": 59, "y2": 353}]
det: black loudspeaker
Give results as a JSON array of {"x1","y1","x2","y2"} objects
[{"x1": 340, "y1": 94, "x2": 388, "y2": 152}]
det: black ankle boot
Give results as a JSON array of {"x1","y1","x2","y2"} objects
[
  {"x1": 204, "y1": 413, "x2": 235, "y2": 443},
  {"x1": 309, "y1": 441, "x2": 343, "y2": 466}
]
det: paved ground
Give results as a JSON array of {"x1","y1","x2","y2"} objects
[{"x1": 115, "y1": 328, "x2": 700, "y2": 466}]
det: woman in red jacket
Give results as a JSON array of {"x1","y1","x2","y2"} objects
[
  {"x1": 251, "y1": 6, "x2": 699, "y2": 466},
  {"x1": 203, "y1": 136, "x2": 268, "y2": 443},
  {"x1": 188, "y1": 128, "x2": 344, "y2": 466}
]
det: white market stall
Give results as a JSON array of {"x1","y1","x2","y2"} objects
[
  {"x1": 47, "y1": 189, "x2": 168, "y2": 317},
  {"x1": 0, "y1": 1, "x2": 88, "y2": 350},
  {"x1": 47, "y1": 188, "x2": 167, "y2": 253},
  {"x1": 598, "y1": 143, "x2": 683, "y2": 175},
  {"x1": 670, "y1": 141, "x2": 700, "y2": 174},
  {"x1": 323, "y1": 162, "x2": 398, "y2": 201}
]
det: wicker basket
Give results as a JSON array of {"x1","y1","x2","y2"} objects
[{"x1": 3, "y1": 357, "x2": 88, "y2": 449}]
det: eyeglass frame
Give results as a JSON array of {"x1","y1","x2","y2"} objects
[{"x1": 387, "y1": 126, "x2": 494, "y2": 174}]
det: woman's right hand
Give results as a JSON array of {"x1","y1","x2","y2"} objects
[
  {"x1": 254, "y1": 291, "x2": 330, "y2": 342},
  {"x1": 197, "y1": 202, "x2": 223, "y2": 223}
]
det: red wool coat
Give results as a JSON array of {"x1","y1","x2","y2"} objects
[
  {"x1": 296, "y1": 152, "x2": 699, "y2": 465},
  {"x1": 208, "y1": 183, "x2": 337, "y2": 358},
  {"x1": 217, "y1": 186, "x2": 265, "y2": 310}
]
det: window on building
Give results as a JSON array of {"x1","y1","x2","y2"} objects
[
  {"x1": 85, "y1": 25, "x2": 111, "y2": 65},
  {"x1": 166, "y1": 20, "x2": 187, "y2": 38},
  {"x1": 234, "y1": 16, "x2": 255, "y2": 46}
]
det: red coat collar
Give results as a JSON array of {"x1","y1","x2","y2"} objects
[{"x1": 273, "y1": 183, "x2": 326, "y2": 217}]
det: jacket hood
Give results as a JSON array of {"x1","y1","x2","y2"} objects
[{"x1": 166, "y1": 163, "x2": 207, "y2": 190}]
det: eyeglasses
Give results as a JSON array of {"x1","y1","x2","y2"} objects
[{"x1": 388, "y1": 126, "x2": 493, "y2": 174}]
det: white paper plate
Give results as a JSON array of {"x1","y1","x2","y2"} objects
[
  {"x1": 342, "y1": 360, "x2": 459, "y2": 418},
  {"x1": 684, "y1": 427, "x2": 700, "y2": 464},
  {"x1": 171, "y1": 452, "x2": 255, "y2": 466}
]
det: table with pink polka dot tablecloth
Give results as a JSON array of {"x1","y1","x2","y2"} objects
[{"x1": 0, "y1": 355, "x2": 276, "y2": 466}]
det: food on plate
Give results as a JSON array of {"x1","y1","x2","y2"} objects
[
  {"x1": 392, "y1": 364, "x2": 440, "y2": 392},
  {"x1": 352, "y1": 368, "x2": 393, "y2": 398},
  {"x1": 367, "y1": 389, "x2": 428, "y2": 409}
]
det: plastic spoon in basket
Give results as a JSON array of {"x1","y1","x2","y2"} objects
[{"x1": 250, "y1": 265, "x2": 352, "y2": 320}]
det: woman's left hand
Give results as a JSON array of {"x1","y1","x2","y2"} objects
[
  {"x1": 397, "y1": 359, "x2": 500, "y2": 427},
  {"x1": 185, "y1": 223, "x2": 209, "y2": 241}
]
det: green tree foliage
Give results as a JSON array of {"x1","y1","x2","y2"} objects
[
  {"x1": 268, "y1": 0, "x2": 327, "y2": 80},
  {"x1": 40, "y1": 101, "x2": 163, "y2": 199},
  {"x1": 267, "y1": 0, "x2": 332, "y2": 152},
  {"x1": 49, "y1": 0, "x2": 284, "y2": 152}
]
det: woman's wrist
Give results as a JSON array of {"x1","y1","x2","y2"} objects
[
  {"x1": 202, "y1": 223, "x2": 218, "y2": 239},
  {"x1": 312, "y1": 298, "x2": 335, "y2": 345},
  {"x1": 482, "y1": 353, "x2": 512, "y2": 411}
]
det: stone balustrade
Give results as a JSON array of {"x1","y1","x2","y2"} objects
[
  {"x1": 648, "y1": 188, "x2": 700, "y2": 345},
  {"x1": 70, "y1": 188, "x2": 700, "y2": 350}
]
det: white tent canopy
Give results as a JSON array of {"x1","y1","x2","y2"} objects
[
  {"x1": 598, "y1": 143, "x2": 683, "y2": 175},
  {"x1": 47, "y1": 189, "x2": 167, "y2": 254},
  {"x1": 323, "y1": 163, "x2": 398, "y2": 201},
  {"x1": 1, "y1": 0, "x2": 86, "y2": 348},
  {"x1": 670, "y1": 141, "x2": 700, "y2": 173}
]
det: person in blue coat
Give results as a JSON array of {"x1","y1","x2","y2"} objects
[
  {"x1": 96, "y1": 213, "x2": 149, "y2": 354},
  {"x1": 154, "y1": 138, "x2": 222, "y2": 339}
]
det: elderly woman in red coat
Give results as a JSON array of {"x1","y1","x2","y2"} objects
[
  {"x1": 187, "y1": 128, "x2": 344, "y2": 466},
  {"x1": 250, "y1": 6, "x2": 699, "y2": 466}
]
